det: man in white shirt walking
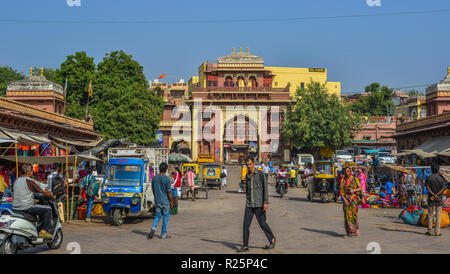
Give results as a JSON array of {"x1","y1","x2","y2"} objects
[{"x1": 221, "y1": 166, "x2": 228, "y2": 188}]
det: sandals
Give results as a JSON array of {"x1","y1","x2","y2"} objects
[
  {"x1": 237, "y1": 246, "x2": 249, "y2": 252},
  {"x1": 263, "y1": 237, "x2": 276, "y2": 249},
  {"x1": 161, "y1": 234, "x2": 171, "y2": 239}
]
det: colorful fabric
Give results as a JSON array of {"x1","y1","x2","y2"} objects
[
  {"x1": 357, "y1": 169, "x2": 367, "y2": 193},
  {"x1": 340, "y1": 176, "x2": 361, "y2": 236},
  {"x1": 172, "y1": 171, "x2": 182, "y2": 188}
]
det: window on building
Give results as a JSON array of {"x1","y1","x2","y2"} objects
[
  {"x1": 213, "y1": 80, "x2": 217, "y2": 87},
  {"x1": 224, "y1": 76, "x2": 233, "y2": 87},
  {"x1": 249, "y1": 76, "x2": 258, "y2": 88},
  {"x1": 301, "y1": 82, "x2": 305, "y2": 89},
  {"x1": 274, "y1": 82, "x2": 278, "y2": 87}
]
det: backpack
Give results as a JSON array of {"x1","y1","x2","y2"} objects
[
  {"x1": 220, "y1": 170, "x2": 226, "y2": 178},
  {"x1": 86, "y1": 176, "x2": 100, "y2": 198},
  {"x1": 52, "y1": 174, "x2": 65, "y2": 197}
]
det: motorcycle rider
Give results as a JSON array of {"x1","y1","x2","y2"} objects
[
  {"x1": 12, "y1": 164, "x2": 56, "y2": 240},
  {"x1": 276, "y1": 166, "x2": 287, "y2": 189}
]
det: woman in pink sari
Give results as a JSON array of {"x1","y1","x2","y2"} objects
[{"x1": 357, "y1": 168, "x2": 367, "y2": 193}]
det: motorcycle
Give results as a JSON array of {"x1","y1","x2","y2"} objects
[
  {"x1": 0, "y1": 194, "x2": 63, "y2": 254},
  {"x1": 367, "y1": 174, "x2": 382, "y2": 193},
  {"x1": 276, "y1": 175, "x2": 288, "y2": 198}
]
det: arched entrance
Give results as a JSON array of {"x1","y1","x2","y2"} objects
[
  {"x1": 223, "y1": 114, "x2": 259, "y2": 164},
  {"x1": 171, "y1": 140, "x2": 191, "y2": 157}
]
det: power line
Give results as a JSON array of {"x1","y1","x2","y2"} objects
[{"x1": 0, "y1": 9, "x2": 449, "y2": 24}]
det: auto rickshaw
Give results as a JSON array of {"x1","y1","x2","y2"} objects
[
  {"x1": 307, "y1": 160, "x2": 338, "y2": 203},
  {"x1": 202, "y1": 164, "x2": 222, "y2": 189}
]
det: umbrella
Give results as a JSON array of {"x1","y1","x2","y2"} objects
[{"x1": 168, "y1": 153, "x2": 193, "y2": 164}]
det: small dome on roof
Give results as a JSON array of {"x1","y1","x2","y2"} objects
[
  {"x1": 218, "y1": 48, "x2": 264, "y2": 65},
  {"x1": 7, "y1": 75, "x2": 64, "y2": 94}
]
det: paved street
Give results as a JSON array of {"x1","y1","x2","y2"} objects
[{"x1": 24, "y1": 165, "x2": 449, "y2": 254}]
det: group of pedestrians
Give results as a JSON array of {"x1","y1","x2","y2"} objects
[
  {"x1": 146, "y1": 158, "x2": 447, "y2": 249},
  {"x1": 338, "y1": 163, "x2": 447, "y2": 238}
]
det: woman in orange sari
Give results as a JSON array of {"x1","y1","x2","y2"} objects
[{"x1": 340, "y1": 167, "x2": 362, "y2": 238}]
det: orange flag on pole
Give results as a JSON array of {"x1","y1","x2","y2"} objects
[{"x1": 157, "y1": 73, "x2": 165, "y2": 79}]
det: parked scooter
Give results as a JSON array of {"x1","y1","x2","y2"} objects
[
  {"x1": 367, "y1": 174, "x2": 382, "y2": 193},
  {"x1": 0, "y1": 194, "x2": 63, "y2": 254},
  {"x1": 276, "y1": 175, "x2": 288, "y2": 198}
]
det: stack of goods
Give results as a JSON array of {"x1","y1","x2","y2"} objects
[
  {"x1": 360, "y1": 193, "x2": 398, "y2": 208},
  {"x1": 444, "y1": 190, "x2": 450, "y2": 212},
  {"x1": 420, "y1": 208, "x2": 449, "y2": 228},
  {"x1": 398, "y1": 204, "x2": 450, "y2": 228},
  {"x1": 399, "y1": 205, "x2": 423, "y2": 226}
]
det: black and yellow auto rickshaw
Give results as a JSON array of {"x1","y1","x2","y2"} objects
[
  {"x1": 307, "y1": 160, "x2": 338, "y2": 203},
  {"x1": 202, "y1": 164, "x2": 222, "y2": 189}
]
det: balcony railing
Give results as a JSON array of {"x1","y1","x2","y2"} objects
[
  {"x1": 192, "y1": 86, "x2": 289, "y2": 92},
  {"x1": 396, "y1": 111, "x2": 450, "y2": 132}
]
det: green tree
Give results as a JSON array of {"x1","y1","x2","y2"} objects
[
  {"x1": 91, "y1": 50, "x2": 164, "y2": 145},
  {"x1": 32, "y1": 67, "x2": 58, "y2": 83},
  {"x1": 0, "y1": 66, "x2": 25, "y2": 96},
  {"x1": 407, "y1": 89, "x2": 423, "y2": 97},
  {"x1": 283, "y1": 81, "x2": 361, "y2": 151},
  {"x1": 351, "y1": 82, "x2": 394, "y2": 116},
  {"x1": 54, "y1": 51, "x2": 96, "y2": 119}
]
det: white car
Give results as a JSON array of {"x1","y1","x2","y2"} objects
[
  {"x1": 378, "y1": 152, "x2": 395, "y2": 164},
  {"x1": 332, "y1": 150, "x2": 353, "y2": 163}
]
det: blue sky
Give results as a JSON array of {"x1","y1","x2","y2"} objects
[{"x1": 0, "y1": 0, "x2": 449, "y2": 93}]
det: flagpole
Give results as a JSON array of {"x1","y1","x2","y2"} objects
[
  {"x1": 63, "y1": 77, "x2": 68, "y2": 113},
  {"x1": 85, "y1": 80, "x2": 92, "y2": 120}
]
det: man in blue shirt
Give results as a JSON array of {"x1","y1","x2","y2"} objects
[
  {"x1": 384, "y1": 180, "x2": 393, "y2": 202},
  {"x1": 148, "y1": 162, "x2": 173, "y2": 239}
]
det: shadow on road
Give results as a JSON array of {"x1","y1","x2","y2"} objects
[
  {"x1": 131, "y1": 230, "x2": 164, "y2": 239},
  {"x1": 226, "y1": 190, "x2": 245, "y2": 194},
  {"x1": 301, "y1": 227, "x2": 344, "y2": 238},
  {"x1": 200, "y1": 238, "x2": 260, "y2": 251},
  {"x1": 377, "y1": 226, "x2": 425, "y2": 235},
  {"x1": 288, "y1": 197, "x2": 309, "y2": 202}
]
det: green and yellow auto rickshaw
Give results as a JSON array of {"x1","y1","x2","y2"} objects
[
  {"x1": 307, "y1": 160, "x2": 338, "y2": 203},
  {"x1": 182, "y1": 163, "x2": 199, "y2": 183}
]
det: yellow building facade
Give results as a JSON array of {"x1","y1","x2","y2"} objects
[
  {"x1": 265, "y1": 66, "x2": 341, "y2": 97},
  {"x1": 174, "y1": 49, "x2": 342, "y2": 164}
]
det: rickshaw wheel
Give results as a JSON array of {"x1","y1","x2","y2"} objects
[
  {"x1": 113, "y1": 209, "x2": 124, "y2": 226},
  {"x1": 321, "y1": 193, "x2": 328, "y2": 203}
]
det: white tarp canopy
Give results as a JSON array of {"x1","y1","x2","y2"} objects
[
  {"x1": 0, "y1": 155, "x2": 101, "y2": 165},
  {"x1": 0, "y1": 127, "x2": 51, "y2": 146},
  {"x1": 52, "y1": 136, "x2": 103, "y2": 147},
  {"x1": 0, "y1": 127, "x2": 102, "y2": 148},
  {"x1": 404, "y1": 136, "x2": 450, "y2": 158},
  {"x1": 438, "y1": 148, "x2": 450, "y2": 157}
]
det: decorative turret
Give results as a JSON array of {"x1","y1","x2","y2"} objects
[{"x1": 6, "y1": 68, "x2": 65, "y2": 114}]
